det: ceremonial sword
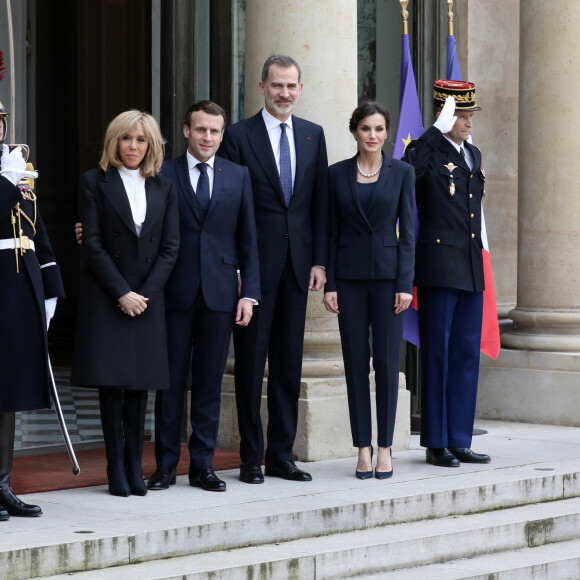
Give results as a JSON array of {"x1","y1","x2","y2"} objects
[{"x1": 47, "y1": 355, "x2": 80, "y2": 475}]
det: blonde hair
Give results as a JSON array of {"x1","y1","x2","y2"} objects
[{"x1": 99, "y1": 110, "x2": 165, "y2": 178}]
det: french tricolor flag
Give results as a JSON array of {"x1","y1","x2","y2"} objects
[{"x1": 480, "y1": 207, "x2": 501, "y2": 359}]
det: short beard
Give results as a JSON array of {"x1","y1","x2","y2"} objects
[{"x1": 266, "y1": 96, "x2": 296, "y2": 117}]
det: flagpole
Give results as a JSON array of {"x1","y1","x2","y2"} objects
[
  {"x1": 400, "y1": 1, "x2": 409, "y2": 35},
  {"x1": 447, "y1": 0, "x2": 454, "y2": 37}
]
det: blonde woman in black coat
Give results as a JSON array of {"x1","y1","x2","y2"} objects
[
  {"x1": 324, "y1": 102, "x2": 414, "y2": 480},
  {"x1": 71, "y1": 111, "x2": 179, "y2": 497}
]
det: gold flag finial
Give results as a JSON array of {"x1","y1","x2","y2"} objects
[
  {"x1": 400, "y1": 1, "x2": 409, "y2": 35},
  {"x1": 447, "y1": 0, "x2": 455, "y2": 36}
]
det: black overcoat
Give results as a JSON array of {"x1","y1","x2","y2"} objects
[
  {"x1": 0, "y1": 176, "x2": 65, "y2": 412},
  {"x1": 71, "y1": 168, "x2": 179, "y2": 390}
]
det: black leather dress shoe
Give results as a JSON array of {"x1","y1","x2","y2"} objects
[
  {"x1": 265, "y1": 460, "x2": 312, "y2": 482},
  {"x1": 0, "y1": 487, "x2": 42, "y2": 517},
  {"x1": 449, "y1": 447, "x2": 491, "y2": 463},
  {"x1": 239, "y1": 462, "x2": 264, "y2": 484},
  {"x1": 189, "y1": 467, "x2": 226, "y2": 491},
  {"x1": 0, "y1": 503, "x2": 9, "y2": 521},
  {"x1": 147, "y1": 468, "x2": 177, "y2": 491},
  {"x1": 426, "y1": 447, "x2": 460, "y2": 467}
]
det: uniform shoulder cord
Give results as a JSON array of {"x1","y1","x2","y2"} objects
[{"x1": 10, "y1": 168, "x2": 37, "y2": 273}]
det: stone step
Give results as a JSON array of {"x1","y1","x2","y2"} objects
[
  {"x1": 3, "y1": 455, "x2": 580, "y2": 578},
  {"x1": 41, "y1": 498, "x2": 580, "y2": 579},
  {"x1": 355, "y1": 538, "x2": 580, "y2": 579}
]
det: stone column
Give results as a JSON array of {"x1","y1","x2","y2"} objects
[
  {"x1": 217, "y1": 0, "x2": 410, "y2": 460},
  {"x1": 477, "y1": 0, "x2": 580, "y2": 425}
]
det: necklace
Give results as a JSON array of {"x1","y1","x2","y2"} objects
[{"x1": 357, "y1": 159, "x2": 383, "y2": 178}]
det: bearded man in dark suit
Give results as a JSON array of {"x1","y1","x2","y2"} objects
[{"x1": 220, "y1": 54, "x2": 329, "y2": 484}]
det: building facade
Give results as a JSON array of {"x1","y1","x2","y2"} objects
[{"x1": 1, "y1": 0, "x2": 575, "y2": 455}]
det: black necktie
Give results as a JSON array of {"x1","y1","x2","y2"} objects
[
  {"x1": 196, "y1": 162, "x2": 210, "y2": 211},
  {"x1": 279, "y1": 123, "x2": 292, "y2": 206}
]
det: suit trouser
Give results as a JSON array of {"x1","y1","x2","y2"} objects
[
  {"x1": 234, "y1": 251, "x2": 308, "y2": 464},
  {"x1": 336, "y1": 279, "x2": 402, "y2": 449},
  {"x1": 155, "y1": 293, "x2": 234, "y2": 470},
  {"x1": 417, "y1": 286, "x2": 483, "y2": 449}
]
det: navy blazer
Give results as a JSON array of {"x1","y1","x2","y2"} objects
[
  {"x1": 219, "y1": 111, "x2": 329, "y2": 292},
  {"x1": 404, "y1": 126, "x2": 485, "y2": 291},
  {"x1": 325, "y1": 154, "x2": 415, "y2": 294},
  {"x1": 162, "y1": 153, "x2": 260, "y2": 312}
]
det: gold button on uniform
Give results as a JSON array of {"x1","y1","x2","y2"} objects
[
  {"x1": 471, "y1": 233, "x2": 475, "y2": 238},
  {"x1": 436, "y1": 239, "x2": 441, "y2": 244},
  {"x1": 469, "y1": 193, "x2": 473, "y2": 198},
  {"x1": 471, "y1": 213, "x2": 474, "y2": 218}
]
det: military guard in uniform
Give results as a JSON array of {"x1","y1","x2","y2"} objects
[
  {"x1": 0, "y1": 99, "x2": 65, "y2": 520},
  {"x1": 403, "y1": 80, "x2": 491, "y2": 468}
]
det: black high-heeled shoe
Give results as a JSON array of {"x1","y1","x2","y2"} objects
[
  {"x1": 375, "y1": 447, "x2": 393, "y2": 480},
  {"x1": 355, "y1": 445, "x2": 374, "y2": 479}
]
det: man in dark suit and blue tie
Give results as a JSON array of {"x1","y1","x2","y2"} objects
[
  {"x1": 220, "y1": 54, "x2": 329, "y2": 484},
  {"x1": 147, "y1": 101, "x2": 261, "y2": 492},
  {"x1": 403, "y1": 81, "x2": 491, "y2": 468}
]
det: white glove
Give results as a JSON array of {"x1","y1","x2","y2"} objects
[
  {"x1": 433, "y1": 95, "x2": 457, "y2": 135},
  {"x1": 45, "y1": 297, "x2": 58, "y2": 330},
  {"x1": 0, "y1": 144, "x2": 27, "y2": 185}
]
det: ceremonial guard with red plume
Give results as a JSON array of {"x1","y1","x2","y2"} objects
[{"x1": 0, "y1": 51, "x2": 65, "y2": 521}]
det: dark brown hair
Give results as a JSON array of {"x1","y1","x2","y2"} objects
[
  {"x1": 349, "y1": 101, "x2": 391, "y2": 133},
  {"x1": 184, "y1": 100, "x2": 227, "y2": 128}
]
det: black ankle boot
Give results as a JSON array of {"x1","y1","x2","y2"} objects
[
  {"x1": 0, "y1": 486, "x2": 42, "y2": 516},
  {"x1": 123, "y1": 390, "x2": 148, "y2": 496},
  {"x1": 125, "y1": 460, "x2": 147, "y2": 496},
  {"x1": 106, "y1": 462, "x2": 130, "y2": 497},
  {"x1": 0, "y1": 412, "x2": 42, "y2": 517},
  {"x1": 99, "y1": 389, "x2": 130, "y2": 496}
]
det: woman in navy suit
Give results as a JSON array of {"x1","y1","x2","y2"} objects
[
  {"x1": 323, "y1": 102, "x2": 415, "y2": 479},
  {"x1": 71, "y1": 111, "x2": 179, "y2": 497}
]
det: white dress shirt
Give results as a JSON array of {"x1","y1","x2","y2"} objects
[
  {"x1": 262, "y1": 108, "x2": 296, "y2": 187},
  {"x1": 118, "y1": 166, "x2": 147, "y2": 236},
  {"x1": 187, "y1": 150, "x2": 216, "y2": 197}
]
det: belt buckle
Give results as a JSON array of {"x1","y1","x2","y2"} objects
[{"x1": 21, "y1": 235, "x2": 31, "y2": 251}]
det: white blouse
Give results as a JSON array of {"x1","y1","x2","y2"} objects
[{"x1": 118, "y1": 166, "x2": 147, "y2": 236}]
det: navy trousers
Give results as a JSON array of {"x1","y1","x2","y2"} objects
[
  {"x1": 337, "y1": 279, "x2": 402, "y2": 448},
  {"x1": 234, "y1": 251, "x2": 308, "y2": 465},
  {"x1": 417, "y1": 286, "x2": 483, "y2": 449},
  {"x1": 155, "y1": 292, "x2": 234, "y2": 470}
]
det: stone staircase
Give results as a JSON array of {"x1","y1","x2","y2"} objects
[{"x1": 2, "y1": 421, "x2": 580, "y2": 579}]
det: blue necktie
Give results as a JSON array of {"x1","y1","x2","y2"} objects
[
  {"x1": 196, "y1": 162, "x2": 210, "y2": 212},
  {"x1": 279, "y1": 123, "x2": 292, "y2": 206}
]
